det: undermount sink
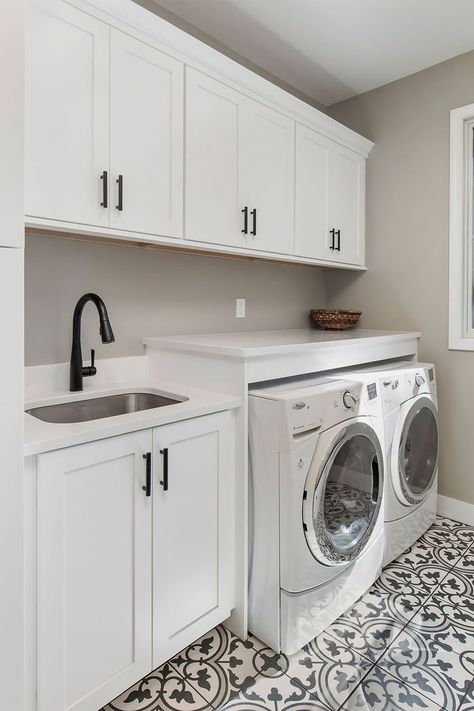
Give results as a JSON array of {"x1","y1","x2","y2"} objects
[{"x1": 26, "y1": 391, "x2": 186, "y2": 424}]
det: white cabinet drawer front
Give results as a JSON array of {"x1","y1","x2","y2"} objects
[
  {"x1": 152, "y1": 411, "x2": 235, "y2": 666},
  {"x1": 26, "y1": 0, "x2": 110, "y2": 226},
  {"x1": 185, "y1": 68, "x2": 245, "y2": 247},
  {"x1": 109, "y1": 29, "x2": 184, "y2": 238},
  {"x1": 36, "y1": 432, "x2": 152, "y2": 711},
  {"x1": 295, "y1": 124, "x2": 330, "y2": 259},
  {"x1": 240, "y1": 101, "x2": 295, "y2": 255}
]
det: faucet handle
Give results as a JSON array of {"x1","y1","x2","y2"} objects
[{"x1": 82, "y1": 349, "x2": 97, "y2": 378}]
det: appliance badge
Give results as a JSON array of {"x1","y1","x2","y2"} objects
[
  {"x1": 367, "y1": 382, "x2": 377, "y2": 400},
  {"x1": 292, "y1": 401, "x2": 306, "y2": 410}
]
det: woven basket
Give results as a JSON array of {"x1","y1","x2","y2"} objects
[{"x1": 310, "y1": 308, "x2": 361, "y2": 330}]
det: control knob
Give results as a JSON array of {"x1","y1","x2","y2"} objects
[
  {"x1": 343, "y1": 391, "x2": 357, "y2": 409},
  {"x1": 415, "y1": 373, "x2": 426, "y2": 387}
]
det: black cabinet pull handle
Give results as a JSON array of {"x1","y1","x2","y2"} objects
[
  {"x1": 329, "y1": 228, "x2": 335, "y2": 250},
  {"x1": 241, "y1": 207, "x2": 248, "y2": 234},
  {"x1": 160, "y1": 448, "x2": 168, "y2": 491},
  {"x1": 335, "y1": 229, "x2": 341, "y2": 251},
  {"x1": 116, "y1": 175, "x2": 123, "y2": 211},
  {"x1": 142, "y1": 452, "x2": 152, "y2": 497},
  {"x1": 250, "y1": 208, "x2": 257, "y2": 236},
  {"x1": 100, "y1": 171, "x2": 108, "y2": 208}
]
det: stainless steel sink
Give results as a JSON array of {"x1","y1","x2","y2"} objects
[{"x1": 26, "y1": 392, "x2": 185, "y2": 424}]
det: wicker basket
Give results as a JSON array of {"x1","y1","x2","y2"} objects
[{"x1": 310, "y1": 308, "x2": 361, "y2": 330}]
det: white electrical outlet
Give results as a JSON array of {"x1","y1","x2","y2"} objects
[{"x1": 236, "y1": 298, "x2": 246, "y2": 318}]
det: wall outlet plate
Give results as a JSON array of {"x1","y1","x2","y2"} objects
[{"x1": 236, "y1": 298, "x2": 246, "y2": 318}]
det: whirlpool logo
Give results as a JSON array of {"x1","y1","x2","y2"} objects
[{"x1": 292, "y1": 401, "x2": 306, "y2": 410}]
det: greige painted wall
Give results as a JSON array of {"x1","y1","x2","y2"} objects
[
  {"x1": 131, "y1": 0, "x2": 327, "y2": 112},
  {"x1": 25, "y1": 235, "x2": 326, "y2": 366},
  {"x1": 328, "y1": 50, "x2": 474, "y2": 505}
]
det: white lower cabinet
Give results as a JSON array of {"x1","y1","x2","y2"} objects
[
  {"x1": 32, "y1": 411, "x2": 235, "y2": 711},
  {"x1": 36, "y1": 431, "x2": 153, "y2": 711},
  {"x1": 152, "y1": 411, "x2": 234, "y2": 666}
]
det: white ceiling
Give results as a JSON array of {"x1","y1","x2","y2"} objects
[{"x1": 151, "y1": 0, "x2": 474, "y2": 105}]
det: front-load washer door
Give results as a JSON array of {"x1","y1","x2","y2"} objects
[
  {"x1": 303, "y1": 420, "x2": 384, "y2": 566},
  {"x1": 391, "y1": 395, "x2": 439, "y2": 506}
]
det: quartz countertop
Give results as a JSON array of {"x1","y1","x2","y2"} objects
[
  {"x1": 143, "y1": 328, "x2": 421, "y2": 358},
  {"x1": 24, "y1": 356, "x2": 240, "y2": 456}
]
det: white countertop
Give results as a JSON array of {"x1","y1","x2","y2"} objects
[
  {"x1": 24, "y1": 356, "x2": 240, "y2": 456},
  {"x1": 144, "y1": 328, "x2": 421, "y2": 358}
]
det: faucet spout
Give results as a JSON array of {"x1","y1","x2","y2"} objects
[{"x1": 69, "y1": 293, "x2": 115, "y2": 392}]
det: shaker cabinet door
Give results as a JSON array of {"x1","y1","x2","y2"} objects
[
  {"x1": 152, "y1": 411, "x2": 235, "y2": 667},
  {"x1": 26, "y1": 0, "x2": 110, "y2": 226},
  {"x1": 109, "y1": 29, "x2": 184, "y2": 237},
  {"x1": 294, "y1": 124, "x2": 330, "y2": 259},
  {"x1": 185, "y1": 68, "x2": 245, "y2": 247},
  {"x1": 327, "y1": 143, "x2": 365, "y2": 266},
  {"x1": 240, "y1": 101, "x2": 295, "y2": 255},
  {"x1": 36, "y1": 431, "x2": 153, "y2": 711}
]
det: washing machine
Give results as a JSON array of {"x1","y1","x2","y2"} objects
[
  {"x1": 332, "y1": 361, "x2": 439, "y2": 565},
  {"x1": 248, "y1": 377, "x2": 385, "y2": 655}
]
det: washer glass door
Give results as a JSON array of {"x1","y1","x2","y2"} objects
[
  {"x1": 304, "y1": 421, "x2": 384, "y2": 565},
  {"x1": 398, "y1": 397, "x2": 438, "y2": 503}
]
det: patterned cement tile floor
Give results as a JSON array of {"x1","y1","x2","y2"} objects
[{"x1": 101, "y1": 517, "x2": 474, "y2": 711}]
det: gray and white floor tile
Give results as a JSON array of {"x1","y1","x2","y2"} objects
[
  {"x1": 169, "y1": 625, "x2": 265, "y2": 708},
  {"x1": 340, "y1": 665, "x2": 445, "y2": 710},
  {"x1": 218, "y1": 673, "x2": 331, "y2": 711},
  {"x1": 102, "y1": 516, "x2": 474, "y2": 711},
  {"x1": 286, "y1": 632, "x2": 373, "y2": 709},
  {"x1": 378, "y1": 619, "x2": 474, "y2": 710},
  {"x1": 102, "y1": 662, "x2": 210, "y2": 711}
]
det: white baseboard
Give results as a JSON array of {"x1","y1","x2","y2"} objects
[{"x1": 437, "y1": 494, "x2": 474, "y2": 526}]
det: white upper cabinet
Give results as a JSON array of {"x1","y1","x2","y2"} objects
[
  {"x1": 185, "y1": 68, "x2": 242, "y2": 247},
  {"x1": 25, "y1": 0, "x2": 110, "y2": 226},
  {"x1": 186, "y1": 68, "x2": 294, "y2": 254},
  {"x1": 25, "y1": 0, "x2": 372, "y2": 267},
  {"x1": 36, "y1": 431, "x2": 153, "y2": 711},
  {"x1": 109, "y1": 29, "x2": 183, "y2": 237},
  {"x1": 295, "y1": 124, "x2": 330, "y2": 260},
  {"x1": 152, "y1": 411, "x2": 234, "y2": 667},
  {"x1": 295, "y1": 123, "x2": 365, "y2": 266},
  {"x1": 240, "y1": 101, "x2": 294, "y2": 254},
  {"x1": 328, "y1": 143, "x2": 365, "y2": 265}
]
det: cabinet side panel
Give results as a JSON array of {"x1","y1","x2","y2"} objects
[{"x1": 248, "y1": 396, "x2": 281, "y2": 650}]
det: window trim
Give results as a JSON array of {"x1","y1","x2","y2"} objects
[{"x1": 449, "y1": 102, "x2": 474, "y2": 350}]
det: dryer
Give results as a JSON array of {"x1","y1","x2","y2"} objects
[
  {"x1": 333, "y1": 362, "x2": 438, "y2": 565},
  {"x1": 248, "y1": 377, "x2": 385, "y2": 655}
]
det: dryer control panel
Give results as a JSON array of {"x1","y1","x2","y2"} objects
[{"x1": 277, "y1": 380, "x2": 365, "y2": 451}]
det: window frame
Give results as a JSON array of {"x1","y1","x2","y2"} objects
[{"x1": 449, "y1": 102, "x2": 474, "y2": 350}]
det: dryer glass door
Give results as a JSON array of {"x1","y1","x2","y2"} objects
[
  {"x1": 398, "y1": 397, "x2": 438, "y2": 503},
  {"x1": 304, "y1": 421, "x2": 384, "y2": 565}
]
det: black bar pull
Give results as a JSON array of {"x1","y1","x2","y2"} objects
[
  {"x1": 329, "y1": 228, "x2": 335, "y2": 249},
  {"x1": 160, "y1": 448, "x2": 168, "y2": 491},
  {"x1": 116, "y1": 175, "x2": 123, "y2": 211},
  {"x1": 142, "y1": 452, "x2": 152, "y2": 497},
  {"x1": 250, "y1": 208, "x2": 257, "y2": 236},
  {"x1": 100, "y1": 171, "x2": 108, "y2": 208},
  {"x1": 241, "y1": 207, "x2": 248, "y2": 234},
  {"x1": 335, "y1": 229, "x2": 341, "y2": 251}
]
